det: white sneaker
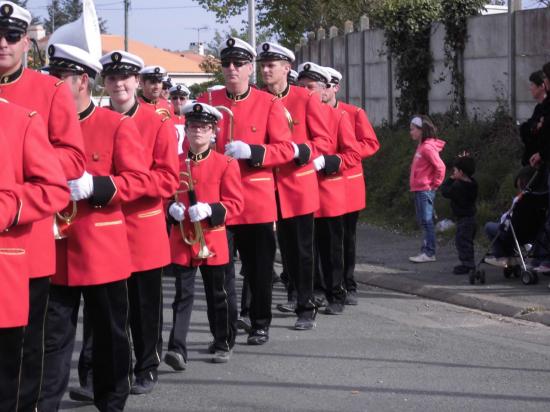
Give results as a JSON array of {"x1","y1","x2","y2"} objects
[
  {"x1": 409, "y1": 253, "x2": 436, "y2": 263},
  {"x1": 484, "y1": 256, "x2": 508, "y2": 268}
]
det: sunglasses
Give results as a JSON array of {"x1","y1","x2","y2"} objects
[
  {"x1": 0, "y1": 31, "x2": 23, "y2": 44},
  {"x1": 221, "y1": 60, "x2": 249, "y2": 68},
  {"x1": 170, "y1": 95, "x2": 188, "y2": 100}
]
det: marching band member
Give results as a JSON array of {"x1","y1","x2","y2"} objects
[
  {"x1": 39, "y1": 43, "x2": 150, "y2": 412},
  {"x1": 323, "y1": 66, "x2": 380, "y2": 305},
  {"x1": 100, "y1": 50, "x2": 179, "y2": 395},
  {"x1": 169, "y1": 83, "x2": 191, "y2": 155},
  {"x1": 139, "y1": 65, "x2": 174, "y2": 115},
  {"x1": 0, "y1": 99, "x2": 69, "y2": 412},
  {"x1": 0, "y1": 2, "x2": 86, "y2": 408},
  {"x1": 297, "y1": 62, "x2": 361, "y2": 315},
  {"x1": 198, "y1": 37, "x2": 295, "y2": 345},
  {"x1": 165, "y1": 102, "x2": 243, "y2": 368},
  {"x1": 257, "y1": 42, "x2": 332, "y2": 330}
]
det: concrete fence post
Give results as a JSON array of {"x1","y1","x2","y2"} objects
[
  {"x1": 317, "y1": 28, "x2": 326, "y2": 40},
  {"x1": 329, "y1": 26, "x2": 338, "y2": 39},
  {"x1": 360, "y1": 15, "x2": 370, "y2": 31},
  {"x1": 344, "y1": 20, "x2": 354, "y2": 34}
]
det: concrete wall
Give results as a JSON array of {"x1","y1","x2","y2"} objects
[{"x1": 295, "y1": 7, "x2": 550, "y2": 126}]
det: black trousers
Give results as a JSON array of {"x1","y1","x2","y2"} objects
[
  {"x1": 18, "y1": 276, "x2": 50, "y2": 412},
  {"x1": 168, "y1": 264, "x2": 237, "y2": 357},
  {"x1": 315, "y1": 216, "x2": 346, "y2": 304},
  {"x1": 127, "y1": 267, "x2": 164, "y2": 380},
  {"x1": 456, "y1": 216, "x2": 476, "y2": 268},
  {"x1": 342, "y1": 211, "x2": 360, "y2": 292},
  {"x1": 40, "y1": 281, "x2": 131, "y2": 412},
  {"x1": 77, "y1": 302, "x2": 93, "y2": 387},
  {"x1": 231, "y1": 223, "x2": 275, "y2": 331},
  {"x1": 0, "y1": 326, "x2": 24, "y2": 412},
  {"x1": 277, "y1": 213, "x2": 316, "y2": 317}
]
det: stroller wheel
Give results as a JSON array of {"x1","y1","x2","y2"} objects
[
  {"x1": 479, "y1": 269, "x2": 486, "y2": 284},
  {"x1": 503, "y1": 267, "x2": 513, "y2": 279},
  {"x1": 521, "y1": 270, "x2": 538, "y2": 285}
]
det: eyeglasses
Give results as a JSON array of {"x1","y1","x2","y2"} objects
[
  {"x1": 170, "y1": 95, "x2": 188, "y2": 100},
  {"x1": 187, "y1": 123, "x2": 213, "y2": 131},
  {"x1": 0, "y1": 31, "x2": 23, "y2": 44},
  {"x1": 221, "y1": 60, "x2": 249, "y2": 68}
]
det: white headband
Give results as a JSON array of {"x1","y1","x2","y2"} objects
[{"x1": 411, "y1": 116, "x2": 423, "y2": 128}]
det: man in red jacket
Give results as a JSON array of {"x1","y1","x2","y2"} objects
[
  {"x1": 39, "y1": 43, "x2": 151, "y2": 412},
  {"x1": 322, "y1": 66, "x2": 380, "y2": 305},
  {"x1": 0, "y1": 2, "x2": 86, "y2": 409},
  {"x1": 257, "y1": 42, "x2": 332, "y2": 330},
  {"x1": 139, "y1": 65, "x2": 173, "y2": 115},
  {"x1": 198, "y1": 37, "x2": 295, "y2": 345}
]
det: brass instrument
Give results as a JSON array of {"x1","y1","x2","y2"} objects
[
  {"x1": 54, "y1": 201, "x2": 77, "y2": 239},
  {"x1": 155, "y1": 107, "x2": 172, "y2": 119},
  {"x1": 174, "y1": 159, "x2": 214, "y2": 259},
  {"x1": 214, "y1": 105, "x2": 234, "y2": 144},
  {"x1": 283, "y1": 107, "x2": 294, "y2": 132}
]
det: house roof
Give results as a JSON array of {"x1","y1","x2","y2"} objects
[{"x1": 101, "y1": 34, "x2": 207, "y2": 73}]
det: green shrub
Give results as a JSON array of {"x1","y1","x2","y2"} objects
[{"x1": 362, "y1": 109, "x2": 523, "y2": 234}]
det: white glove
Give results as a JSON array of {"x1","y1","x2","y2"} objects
[
  {"x1": 313, "y1": 155, "x2": 325, "y2": 171},
  {"x1": 292, "y1": 142, "x2": 300, "y2": 159},
  {"x1": 169, "y1": 202, "x2": 186, "y2": 222},
  {"x1": 188, "y1": 202, "x2": 212, "y2": 222},
  {"x1": 224, "y1": 140, "x2": 251, "y2": 159},
  {"x1": 68, "y1": 171, "x2": 94, "y2": 201}
]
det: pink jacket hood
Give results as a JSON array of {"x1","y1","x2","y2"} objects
[{"x1": 409, "y1": 137, "x2": 446, "y2": 192}]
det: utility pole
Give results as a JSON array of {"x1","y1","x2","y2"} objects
[
  {"x1": 124, "y1": 0, "x2": 129, "y2": 51},
  {"x1": 248, "y1": 0, "x2": 256, "y2": 83}
]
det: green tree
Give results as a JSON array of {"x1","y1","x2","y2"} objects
[
  {"x1": 194, "y1": 0, "x2": 375, "y2": 47},
  {"x1": 43, "y1": 0, "x2": 108, "y2": 34}
]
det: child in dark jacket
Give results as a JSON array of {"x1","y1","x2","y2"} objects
[{"x1": 440, "y1": 155, "x2": 478, "y2": 274}]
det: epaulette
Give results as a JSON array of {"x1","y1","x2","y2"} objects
[
  {"x1": 155, "y1": 108, "x2": 171, "y2": 120},
  {"x1": 55, "y1": 80, "x2": 65, "y2": 87},
  {"x1": 29, "y1": 111, "x2": 38, "y2": 118},
  {"x1": 0, "y1": 97, "x2": 7, "y2": 103}
]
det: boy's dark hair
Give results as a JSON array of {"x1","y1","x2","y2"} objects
[
  {"x1": 529, "y1": 70, "x2": 545, "y2": 87},
  {"x1": 454, "y1": 155, "x2": 475, "y2": 177},
  {"x1": 542, "y1": 62, "x2": 550, "y2": 81}
]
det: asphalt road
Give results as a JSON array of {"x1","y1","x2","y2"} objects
[{"x1": 61, "y1": 266, "x2": 550, "y2": 412}]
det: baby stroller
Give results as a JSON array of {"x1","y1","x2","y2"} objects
[{"x1": 471, "y1": 168, "x2": 548, "y2": 285}]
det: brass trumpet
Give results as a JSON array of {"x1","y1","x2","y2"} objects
[
  {"x1": 215, "y1": 105, "x2": 234, "y2": 144},
  {"x1": 174, "y1": 159, "x2": 214, "y2": 259},
  {"x1": 54, "y1": 201, "x2": 77, "y2": 239}
]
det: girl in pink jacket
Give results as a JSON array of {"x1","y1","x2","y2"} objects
[{"x1": 408, "y1": 115, "x2": 446, "y2": 262}]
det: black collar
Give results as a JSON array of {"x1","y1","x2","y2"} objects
[
  {"x1": 79, "y1": 100, "x2": 95, "y2": 121},
  {"x1": 124, "y1": 100, "x2": 139, "y2": 117},
  {"x1": 188, "y1": 148, "x2": 211, "y2": 162},
  {"x1": 226, "y1": 86, "x2": 251, "y2": 101},
  {"x1": 140, "y1": 94, "x2": 156, "y2": 104},
  {"x1": 0, "y1": 65, "x2": 23, "y2": 85},
  {"x1": 269, "y1": 83, "x2": 290, "y2": 99}
]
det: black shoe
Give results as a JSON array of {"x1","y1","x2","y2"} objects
[
  {"x1": 69, "y1": 385, "x2": 94, "y2": 402},
  {"x1": 344, "y1": 291, "x2": 358, "y2": 305},
  {"x1": 313, "y1": 295, "x2": 327, "y2": 308},
  {"x1": 276, "y1": 300, "x2": 296, "y2": 313},
  {"x1": 324, "y1": 302, "x2": 345, "y2": 315},
  {"x1": 164, "y1": 350, "x2": 187, "y2": 371},
  {"x1": 208, "y1": 341, "x2": 216, "y2": 354},
  {"x1": 453, "y1": 265, "x2": 473, "y2": 275},
  {"x1": 247, "y1": 328, "x2": 269, "y2": 345},
  {"x1": 237, "y1": 316, "x2": 252, "y2": 333},
  {"x1": 131, "y1": 375, "x2": 157, "y2": 395},
  {"x1": 294, "y1": 316, "x2": 316, "y2": 330}
]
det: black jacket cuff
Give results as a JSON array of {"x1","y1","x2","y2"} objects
[
  {"x1": 208, "y1": 202, "x2": 226, "y2": 227},
  {"x1": 323, "y1": 155, "x2": 342, "y2": 175},
  {"x1": 166, "y1": 199, "x2": 179, "y2": 226},
  {"x1": 294, "y1": 143, "x2": 311, "y2": 166},
  {"x1": 89, "y1": 176, "x2": 117, "y2": 208},
  {"x1": 247, "y1": 144, "x2": 266, "y2": 168}
]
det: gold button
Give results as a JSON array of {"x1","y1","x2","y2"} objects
[
  {"x1": 251, "y1": 126, "x2": 256, "y2": 132},
  {"x1": 92, "y1": 153, "x2": 99, "y2": 161}
]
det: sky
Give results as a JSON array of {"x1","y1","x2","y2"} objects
[
  {"x1": 27, "y1": 1, "x2": 545, "y2": 52},
  {"x1": 27, "y1": 0, "x2": 248, "y2": 51}
]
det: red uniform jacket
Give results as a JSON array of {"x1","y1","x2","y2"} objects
[
  {"x1": 0, "y1": 66, "x2": 86, "y2": 278},
  {"x1": 271, "y1": 85, "x2": 332, "y2": 218},
  {"x1": 198, "y1": 87, "x2": 294, "y2": 225},
  {"x1": 337, "y1": 102, "x2": 380, "y2": 213},
  {"x1": 316, "y1": 106, "x2": 361, "y2": 218},
  {"x1": 0, "y1": 101, "x2": 69, "y2": 327},
  {"x1": 138, "y1": 95, "x2": 174, "y2": 116},
  {"x1": 170, "y1": 150, "x2": 243, "y2": 267},
  {"x1": 122, "y1": 103, "x2": 179, "y2": 272},
  {"x1": 0, "y1": 136, "x2": 25, "y2": 327},
  {"x1": 53, "y1": 104, "x2": 151, "y2": 286}
]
